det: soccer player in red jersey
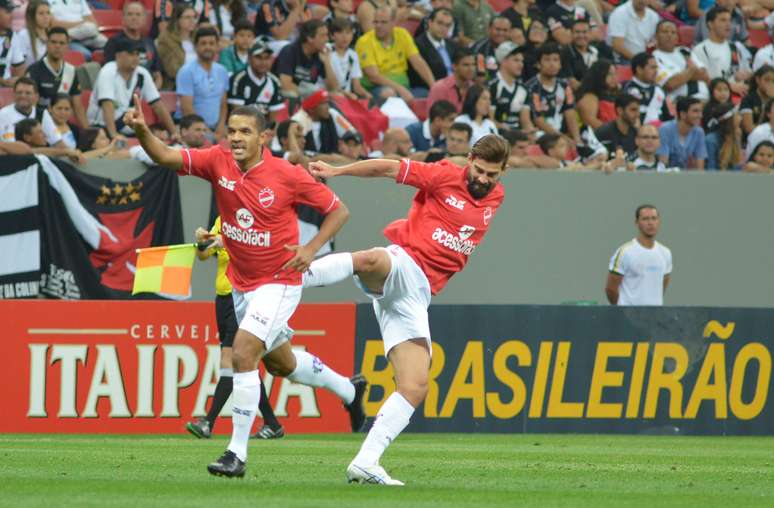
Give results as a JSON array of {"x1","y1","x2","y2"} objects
[
  {"x1": 306, "y1": 134, "x2": 511, "y2": 485},
  {"x1": 123, "y1": 96, "x2": 368, "y2": 478}
]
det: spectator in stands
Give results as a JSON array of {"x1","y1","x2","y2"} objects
[
  {"x1": 694, "y1": 0, "x2": 748, "y2": 45},
  {"x1": 657, "y1": 96, "x2": 707, "y2": 170},
  {"x1": 703, "y1": 78, "x2": 733, "y2": 128},
  {"x1": 500, "y1": 0, "x2": 541, "y2": 46},
  {"x1": 227, "y1": 40, "x2": 285, "y2": 121},
  {"x1": 0, "y1": 0, "x2": 23, "y2": 86},
  {"x1": 219, "y1": 20, "x2": 256, "y2": 76},
  {"x1": 255, "y1": 0, "x2": 311, "y2": 53},
  {"x1": 338, "y1": 131, "x2": 365, "y2": 160},
  {"x1": 177, "y1": 26, "x2": 230, "y2": 139},
  {"x1": 48, "y1": 94, "x2": 79, "y2": 148},
  {"x1": 0, "y1": 77, "x2": 63, "y2": 145},
  {"x1": 535, "y1": 132, "x2": 606, "y2": 169},
  {"x1": 427, "y1": 47, "x2": 475, "y2": 113},
  {"x1": 546, "y1": 0, "x2": 595, "y2": 46},
  {"x1": 130, "y1": 113, "x2": 209, "y2": 164},
  {"x1": 325, "y1": 0, "x2": 362, "y2": 43},
  {"x1": 744, "y1": 140, "x2": 774, "y2": 173},
  {"x1": 47, "y1": 0, "x2": 107, "y2": 57},
  {"x1": 454, "y1": 84, "x2": 498, "y2": 143},
  {"x1": 526, "y1": 43, "x2": 580, "y2": 145},
  {"x1": 330, "y1": 18, "x2": 371, "y2": 100},
  {"x1": 521, "y1": 18, "x2": 548, "y2": 82},
  {"x1": 653, "y1": 20, "x2": 710, "y2": 103},
  {"x1": 292, "y1": 89, "x2": 356, "y2": 153},
  {"x1": 14, "y1": 117, "x2": 84, "y2": 163},
  {"x1": 704, "y1": 101, "x2": 742, "y2": 170},
  {"x1": 373, "y1": 127, "x2": 414, "y2": 157},
  {"x1": 576, "y1": 59, "x2": 618, "y2": 130},
  {"x1": 357, "y1": 6, "x2": 436, "y2": 101},
  {"x1": 76, "y1": 125, "x2": 136, "y2": 160},
  {"x1": 746, "y1": 98, "x2": 774, "y2": 159},
  {"x1": 741, "y1": 66, "x2": 774, "y2": 138},
  {"x1": 10, "y1": 0, "x2": 51, "y2": 73},
  {"x1": 406, "y1": 99, "x2": 456, "y2": 151},
  {"x1": 471, "y1": 16, "x2": 512, "y2": 81},
  {"x1": 622, "y1": 52, "x2": 672, "y2": 126},
  {"x1": 453, "y1": 0, "x2": 495, "y2": 47},
  {"x1": 272, "y1": 119, "x2": 307, "y2": 163},
  {"x1": 104, "y1": 2, "x2": 163, "y2": 90},
  {"x1": 422, "y1": 120, "x2": 471, "y2": 162},
  {"x1": 595, "y1": 93, "x2": 642, "y2": 157},
  {"x1": 275, "y1": 19, "x2": 338, "y2": 98},
  {"x1": 357, "y1": 0, "x2": 399, "y2": 34},
  {"x1": 411, "y1": 8, "x2": 458, "y2": 88},
  {"x1": 26, "y1": 27, "x2": 88, "y2": 128},
  {"x1": 207, "y1": 0, "x2": 247, "y2": 48},
  {"x1": 88, "y1": 39, "x2": 175, "y2": 139},
  {"x1": 753, "y1": 28, "x2": 774, "y2": 72},
  {"x1": 690, "y1": 6, "x2": 751, "y2": 96},
  {"x1": 606, "y1": 0, "x2": 659, "y2": 64},
  {"x1": 626, "y1": 124, "x2": 667, "y2": 171},
  {"x1": 156, "y1": 4, "x2": 199, "y2": 90},
  {"x1": 560, "y1": 19, "x2": 599, "y2": 91},
  {"x1": 490, "y1": 42, "x2": 533, "y2": 134},
  {"x1": 606, "y1": 204, "x2": 672, "y2": 306},
  {"x1": 415, "y1": 0, "x2": 458, "y2": 41}
]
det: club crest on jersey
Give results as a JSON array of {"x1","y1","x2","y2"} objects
[
  {"x1": 483, "y1": 207, "x2": 492, "y2": 225},
  {"x1": 458, "y1": 225, "x2": 476, "y2": 240},
  {"x1": 258, "y1": 187, "x2": 275, "y2": 208},
  {"x1": 445, "y1": 194, "x2": 466, "y2": 210},
  {"x1": 236, "y1": 208, "x2": 254, "y2": 228}
]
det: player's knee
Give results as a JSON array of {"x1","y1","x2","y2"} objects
[
  {"x1": 399, "y1": 379, "x2": 429, "y2": 407},
  {"x1": 264, "y1": 357, "x2": 294, "y2": 377},
  {"x1": 352, "y1": 249, "x2": 382, "y2": 273}
]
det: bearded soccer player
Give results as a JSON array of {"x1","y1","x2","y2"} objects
[
  {"x1": 123, "y1": 95, "x2": 367, "y2": 478},
  {"x1": 306, "y1": 134, "x2": 510, "y2": 485}
]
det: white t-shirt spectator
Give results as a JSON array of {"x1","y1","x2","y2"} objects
[
  {"x1": 47, "y1": 0, "x2": 92, "y2": 23},
  {"x1": 0, "y1": 104, "x2": 62, "y2": 145},
  {"x1": 0, "y1": 32, "x2": 24, "y2": 80},
  {"x1": 753, "y1": 44, "x2": 774, "y2": 72},
  {"x1": 9, "y1": 29, "x2": 46, "y2": 68},
  {"x1": 691, "y1": 39, "x2": 751, "y2": 82},
  {"x1": 454, "y1": 114, "x2": 498, "y2": 144},
  {"x1": 87, "y1": 61, "x2": 160, "y2": 133},
  {"x1": 653, "y1": 48, "x2": 709, "y2": 101},
  {"x1": 609, "y1": 238, "x2": 672, "y2": 306},
  {"x1": 606, "y1": 1, "x2": 659, "y2": 62},
  {"x1": 746, "y1": 122, "x2": 774, "y2": 159},
  {"x1": 330, "y1": 48, "x2": 362, "y2": 94}
]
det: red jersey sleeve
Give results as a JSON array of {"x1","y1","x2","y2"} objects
[
  {"x1": 395, "y1": 158, "x2": 455, "y2": 193},
  {"x1": 176, "y1": 146, "x2": 220, "y2": 181},
  {"x1": 294, "y1": 165, "x2": 341, "y2": 214}
]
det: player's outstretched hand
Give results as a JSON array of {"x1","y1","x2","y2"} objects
[
  {"x1": 282, "y1": 244, "x2": 315, "y2": 273},
  {"x1": 122, "y1": 93, "x2": 146, "y2": 132},
  {"x1": 309, "y1": 161, "x2": 338, "y2": 179}
]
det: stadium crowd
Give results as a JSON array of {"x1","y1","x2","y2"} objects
[{"x1": 3, "y1": 0, "x2": 774, "y2": 171}]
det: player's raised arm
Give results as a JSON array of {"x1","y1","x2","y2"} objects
[
  {"x1": 123, "y1": 93, "x2": 183, "y2": 170},
  {"x1": 309, "y1": 159, "x2": 400, "y2": 180}
]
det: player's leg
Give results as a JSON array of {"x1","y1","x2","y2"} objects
[
  {"x1": 263, "y1": 342, "x2": 369, "y2": 432},
  {"x1": 253, "y1": 379, "x2": 285, "y2": 439},
  {"x1": 303, "y1": 248, "x2": 392, "y2": 293}
]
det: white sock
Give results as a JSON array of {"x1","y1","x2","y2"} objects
[
  {"x1": 353, "y1": 392, "x2": 415, "y2": 466},
  {"x1": 226, "y1": 370, "x2": 261, "y2": 462},
  {"x1": 287, "y1": 350, "x2": 355, "y2": 404},
  {"x1": 302, "y1": 252, "x2": 353, "y2": 288}
]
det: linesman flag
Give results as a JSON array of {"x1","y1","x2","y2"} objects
[{"x1": 132, "y1": 244, "x2": 196, "y2": 297}]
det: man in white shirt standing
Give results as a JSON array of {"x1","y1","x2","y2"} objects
[
  {"x1": 606, "y1": 204, "x2": 672, "y2": 306},
  {"x1": 691, "y1": 6, "x2": 751, "y2": 96},
  {"x1": 606, "y1": 0, "x2": 659, "y2": 64}
]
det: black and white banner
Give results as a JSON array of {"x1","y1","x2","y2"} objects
[{"x1": 0, "y1": 155, "x2": 183, "y2": 299}]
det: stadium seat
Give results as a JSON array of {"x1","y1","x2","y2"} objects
[
  {"x1": 0, "y1": 87, "x2": 13, "y2": 107},
  {"x1": 93, "y1": 9, "x2": 124, "y2": 38},
  {"x1": 749, "y1": 29, "x2": 770, "y2": 49},
  {"x1": 80, "y1": 89, "x2": 91, "y2": 110},
  {"x1": 487, "y1": 0, "x2": 511, "y2": 11},
  {"x1": 615, "y1": 65, "x2": 632, "y2": 83},
  {"x1": 399, "y1": 19, "x2": 420, "y2": 35},
  {"x1": 64, "y1": 50, "x2": 86, "y2": 66},
  {"x1": 273, "y1": 101, "x2": 289, "y2": 123},
  {"x1": 678, "y1": 25, "x2": 694, "y2": 47},
  {"x1": 141, "y1": 100, "x2": 158, "y2": 126},
  {"x1": 411, "y1": 98, "x2": 428, "y2": 121},
  {"x1": 159, "y1": 91, "x2": 177, "y2": 114},
  {"x1": 92, "y1": 50, "x2": 105, "y2": 64}
]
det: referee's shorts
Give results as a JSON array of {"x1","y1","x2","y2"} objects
[{"x1": 215, "y1": 294, "x2": 238, "y2": 348}]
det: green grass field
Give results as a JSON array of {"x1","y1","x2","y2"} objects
[{"x1": 1, "y1": 433, "x2": 773, "y2": 507}]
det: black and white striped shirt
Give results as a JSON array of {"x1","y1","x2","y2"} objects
[
  {"x1": 227, "y1": 68, "x2": 285, "y2": 117},
  {"x1": 489, "y1": 72, "x2": 529, "y2": 130}
]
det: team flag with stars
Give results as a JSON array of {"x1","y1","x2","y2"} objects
[{"x1": 132, "y1": 244, "x2": 196, "y2": 297}]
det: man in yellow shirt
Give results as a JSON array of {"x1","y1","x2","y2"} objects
[{"x1": 355, "y1": 5, "x2": 436, "y2": 104}]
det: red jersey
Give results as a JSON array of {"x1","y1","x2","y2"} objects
[
  {"x1": 178, "y1": 146, "x2": 340, "y2": 291},
  {"x1": 384, "y1": 159, "x2": 505, "y2": 295}
]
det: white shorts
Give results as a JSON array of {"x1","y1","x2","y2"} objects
[
  {"x1": 355, "y1": 245, "x2": 432, "y2": 355},
  {"x1": 231, "y1": 284, "x2": 302, "y2": 352}
]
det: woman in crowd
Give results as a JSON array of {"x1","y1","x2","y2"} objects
[
  {"x1": 11, "y1": 0, "x2": 52, "y2": 73},
  {"x1": 207, "y1": 0, "x2": 247, "y2": 48},
  {"x1": 704, "y1": 102, "x2": 742, "y2": 171},
  {"x1": 77, "y1": 127, "x2": 130, "y2": 160},
  {"x1": 744, "y1": 140, "x2": 774, "y2": 173},
  {"x1": 156, "y1": 3, "x2": 199, "y2": 89},
  {"x1": 575, "y1": 59, "x2": 619, "y2": 130},
  {"x1": 740, "y1": 65, "x2": 774, "y2": 138},
  {"x1": 702, "y1": 78, "x2": 733, "y2": 128},
  {"x1": 48, "y1": 94, "x2": 80, "y2": 149},
  {"x1": 521, "y1": 18, "x2": 549, "y2": 82},
  {"x1": 455, "y1": 85, "x2": 498, "y2": 144}
]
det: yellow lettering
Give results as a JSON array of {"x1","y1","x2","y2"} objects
[
  {"x1": 684, "y1": 343, "x2": 727, "y2": 419},
  {"x1": 547, "y1": 342, "x2": 584, "y2": 418},
  {"x1": 439, "y1": 341, "x2": 486, "y2": 418},
  {"x1": 625, "y1": 343, "x2": 649, "y2": 418},
  {"x1": 528, "y1": 342, "x2": 553, "y2": 418},
  {"x1": 359, "y1": 339, "x2": 395, "y2": 417},
  {"x1": 643, "y1": 343, "x2": 688, "y2": 418},
  {"x1": 485, "y1": 341, "x2": 531, "y2": 419},
  {"x1": 423, "y1": 342, "x2": 446, "y2": 417},
  {"x1": 587, "y1": 343, "x2": 631, "y2": 418},
  {"x1": 729, "y1": 343, "x2": 772, "y2": 420}
]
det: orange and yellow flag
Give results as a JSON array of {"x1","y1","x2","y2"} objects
[{"x1": 132, "y1": 244, "x2": 196, "y2": 297}]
